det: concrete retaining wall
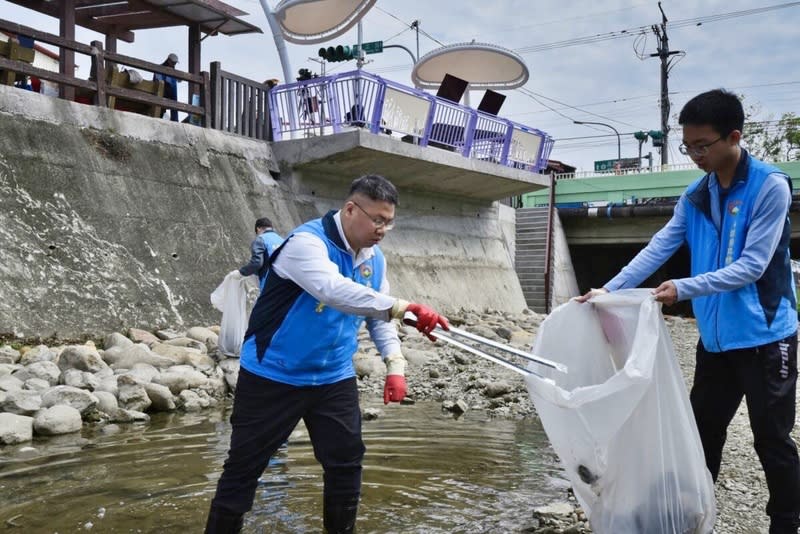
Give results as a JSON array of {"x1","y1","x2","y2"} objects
[{"x1": 0, "y1": 86, "x2": 526, "y2": 338}]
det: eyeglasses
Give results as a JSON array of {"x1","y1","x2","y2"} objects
[
  {"x1": 351, "y1": 201, "x2": 395, "y2": 230},
  {"x1": 679, "y1": 137, "x2": 723, "y2": 157}
]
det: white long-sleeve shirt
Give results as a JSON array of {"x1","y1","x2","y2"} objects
[{"x1": 271, "y1": 211, "x2": 402, "y2": 358}]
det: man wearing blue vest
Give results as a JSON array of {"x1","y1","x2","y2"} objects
[
  {"x1": 235, "y1": 217, "x2": 283, "y2": 290},
  {"x1": 579, "y1": 89, "x2": 799, "y2": 533},
  {"x1": 205, "y1": 174, "x2": 449, "y2": 534}
]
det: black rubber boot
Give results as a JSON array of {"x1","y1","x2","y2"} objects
[
  {"x1": 323, "y1": 495, "x2": 359, "y2": 534},
  {"x1": 204, "y1": 504, "x2": 244, "y2": 534}
]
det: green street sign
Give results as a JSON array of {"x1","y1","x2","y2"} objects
[{"x1": 353, "y1": 40, "x2": 383, "y2": 55}]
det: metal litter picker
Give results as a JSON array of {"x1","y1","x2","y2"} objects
[{"x1": 403, "y1": 312, "x2": 568, "y2": 378}]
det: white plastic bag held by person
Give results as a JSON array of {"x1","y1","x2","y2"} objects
[
  {"x1": 526, "y1": 289, "x2": 716, "y2": 534},
  {"x1": 210, "y1": 271, "x2": 252, "y2": 357}
]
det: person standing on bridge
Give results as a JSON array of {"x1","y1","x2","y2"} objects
[
  {"x1": 578, "y1": 89, "x2": 799, "y2": 534},
  {"x1": 204, "y1": 174, "x2": 450, "y2": 534}
]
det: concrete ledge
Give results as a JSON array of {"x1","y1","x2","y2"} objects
[{"x1": 271, "y1": 129, "x2": 549, "y2": 201}]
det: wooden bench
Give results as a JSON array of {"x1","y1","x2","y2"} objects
[
  {"x1": 76, "y1": 66, "x2": 165, "y2": 117},
  {"x1": 0, "y1": 40, "x2": 35, "y2": 86}
]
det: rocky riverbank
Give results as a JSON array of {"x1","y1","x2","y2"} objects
[{"x1": 0, "y1": 309, "x2": 794, "y2": 534}]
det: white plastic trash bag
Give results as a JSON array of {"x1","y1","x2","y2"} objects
[
  {"x1": 210, "y1": 271, "x2": 254, "y2": 357},
  {"x1": 525, "y1": 289, "x2": 716, "y2": 534}
]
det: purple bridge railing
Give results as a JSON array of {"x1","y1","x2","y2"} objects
[{"x1": 268, "y1": 70, "x2": 554, "y2": 174}]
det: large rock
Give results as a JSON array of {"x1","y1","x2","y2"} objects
[
  {"x1": 178, "y1": 390, "x2": 204, "y2": 411},
  {"x1": 144, "y1": 383, "x2": 176, "y2": 411},
  {"x1": 118, "y1": 363, "x2": 160, "y2": 385},
  {"x1": 33, "y1": 405, "x2": 83, "y2": 435},
  {"x1": 41, "y1": 385, "x2": 99, "y2": 415},
  {"x1": 151, "y1": 343, "x2": 214, "y2": 368},
  {"x1": 23, "y1": 378, "x2": 51, "y2": 392},
  {"x1": 186, "y1": 327, "x2": 219, "y2": 349},
  {"x1": 1, "y1": 389, "x2": 42, "y2": 415},
  {"x1": 104, "y1": 332, "x2": 134, "y2": 351},
  {"x1": 484, "y1": 380, "x2": 513, "y2": 398},
  {"x1": 127, "y1": 328, "x2": 160, "y2": 347},
  {"x1": 93, "y1": 391, "x2": 119, "y2": 414},
  {"x1": 403, "y1": 348, "x2": 438, "y2": 366},
  {"x1": 106, "y1": 408, "x2": 150, "y2": 423},
  {"x1": 107, "y1": 345, "x2": 175, "y2": 369},
  {"x1": 61, "y1": 369, "x2": 101, "y2": 391},
  {"x1": 0, "y1": 363, "x2": 20, "y2": 377},
  {"x1": 0, "y1": 413, "x2": 33, "y2": 444},
  {"x1": 0, "y1": 374, "x2": 24, "y2": 392},
  {"x1": 154, "y1": 366, "x2": 208, "y2": 395},
  {"x1": 0, "y1": 346, "x2": 20, "y2": 365},
  {"x1": 353, "y1": 354, "x2": 386, "y2": 378},
  {"x1": 118, "y1": 383, "x2": 151, "y2": 412},
  {"x1": 162, "y1": 337, "x2": 207, "y2": 353},
  {"x1": 19, "y1": 345, "x2": 57, "y2": 365},
  {"x1": 12, "y1": 361, "x2": 61, "y2": 385},
  {"x1": 95, "y1": 376, "x2": 119, "y2": 397},
  {"x1": 57, "y1": 345, "x2": 110, "y2": 374}
]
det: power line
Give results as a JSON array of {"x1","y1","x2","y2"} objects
[
  {"x1": 517, "y1": 87, "x2": 645, "y2": 129},
  {"x1": 514, "y1": 1, "x2": 800, "y2": 54}
]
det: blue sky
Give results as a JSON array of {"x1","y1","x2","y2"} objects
[{"x1": 3, "y1": 0, "x2": 799, "y2": 172}]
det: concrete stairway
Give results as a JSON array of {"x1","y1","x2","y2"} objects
[{"x1": 515, "y1": 207, "x2": 552, "y2": 313}]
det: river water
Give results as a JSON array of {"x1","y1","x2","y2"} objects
[{"x1": 0, "y1": 400, "x2": 567, "y2": 533}]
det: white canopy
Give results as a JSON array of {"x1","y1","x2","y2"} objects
[
  {"x1": 411, "y1": 42, "x2": 529, "y2": 90},
  {"x1": 274, "y1": 0, "x2": 376, "y2": 44}
]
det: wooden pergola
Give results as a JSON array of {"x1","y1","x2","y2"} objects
[{"x1": 5, "y1": 0, "x2": 262, "y2": 98}]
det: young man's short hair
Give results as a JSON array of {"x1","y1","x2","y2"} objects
[
  {"x1": 678, "y1": 89, "x2": 744, "y2": 138},
  {"x1": 254, "y1": 217, "x2": 273, "y2": 232}
]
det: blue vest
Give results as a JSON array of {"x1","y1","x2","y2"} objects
[
  {"x1": 684, "y1": 151, "x2": 796, "y2": 352},
  {"x1": 239, "y1": 211, "x2": 385, "y2": 386},
  {"x1": 257, "y1": 230, "x2": 284, "y2": 290}
]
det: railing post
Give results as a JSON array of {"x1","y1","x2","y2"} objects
[
  {"x1": 268, "y1": 88, "x2": 282, "y2": 141},
  {"x1": 500, "y1": 122, "x2": 514, "y2": 166},
  {"x1": 327, "y1": 76, "x2": 342, "y2": 134},
  {"x1": 210, "y1": 61, "x2": 221, "y2": 129},
  {"x1": 461, "y1": 109, "x2": 478, "y2": 157},
  {"x1": 420, "y1": 97, "x2": 436, "y2": 147},
  {"x1": 370, "y1": 80, "x2": 386, "y2": 134},
  {"x1": 90, "y1": 40, "x2": 106, "y2": 108},
  {"x1": 201, "y1": 71, "x2": 211, "y2": 128}
]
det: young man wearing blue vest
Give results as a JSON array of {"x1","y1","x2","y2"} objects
[
  {"x1": 205, "y1": 175, "x2": 449, "y2": 534},
  {"x1": 579, "y1": 89, "x2": 799, "y2": 533},
  {"x1": 233, "y1": 217, "x2": 284, "y2": 290}
]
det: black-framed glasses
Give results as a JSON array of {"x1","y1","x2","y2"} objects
[
  {"x1": 351, "y1": 201, "x2": 395, "y2": 230},
  {"x1": 679, "y1": 137, "x2": 723, "y2": 156}
]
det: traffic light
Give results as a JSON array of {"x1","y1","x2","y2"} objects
[
  {"x1": 648, "y1": 130, "x2": 664, "y2": 147},
  {"x1": 318, "y1": 45, "x2": 356, "y2": 63},
  {"x1": 633, "y1": 131, "x2": 649, "y2": 141}
]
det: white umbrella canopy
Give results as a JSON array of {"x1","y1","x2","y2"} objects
[
  {"x1": 274, "y1": 0, "x2": 377, "y2": 44},
  {"x1": 412, "y1": 42, "x2": 529, "y2": 90}
]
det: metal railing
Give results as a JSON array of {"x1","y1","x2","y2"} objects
[
  {"x1": 554, "y1": 162, "x2": 700, "y2": 180},
  {"x1": 268, "y1": 70, "x2": 553, "y2": 173}
]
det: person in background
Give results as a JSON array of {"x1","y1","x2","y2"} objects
[
  {"x1": 578, "y1": 89, "x2": 800, "y2": 534},
  {"x1": 154, "y1": 53, "x2": 179, "y2": 122},
  {"x1": 234, "y1": 217, "x2": 283, "y2": 290},
  {"x1": 204, "y1": 174, "x2": 449, "y2": 534}
]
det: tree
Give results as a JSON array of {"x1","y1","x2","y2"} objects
[{"x1": 743, "y1": 108, "x2": 800, "y2": 163}]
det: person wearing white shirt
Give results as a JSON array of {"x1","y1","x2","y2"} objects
[{"x1": 205, "y1": 174, "x2": 449, "y2": 534}]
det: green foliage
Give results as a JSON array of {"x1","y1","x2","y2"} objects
[{"x1": 741, "y1": 97, "x2": 800, "y2": 162}]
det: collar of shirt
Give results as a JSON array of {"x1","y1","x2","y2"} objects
[
  {"x1": 710, "y1": 148, "x2": 749, "y2": 193},
  {"x1": 333, "y1": 210, "x2": 375, "y2": 267}
]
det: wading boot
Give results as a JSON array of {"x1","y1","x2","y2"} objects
[
  {"x1": 204, "y1": 504, "x2": 244, "y2": 534},
  {"x1": 323, "y1": 495, "x2": 359, "y2": 534}
]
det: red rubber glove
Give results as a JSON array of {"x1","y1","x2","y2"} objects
[
  {"x1": 383, "y1": 374, "x2": 407, "y2": 404},
  {"x1": 406, "y1": 302, "x2": 450, "y2": 341}
]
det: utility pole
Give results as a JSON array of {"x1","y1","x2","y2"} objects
[{"x1": 649, "y1": 2, "x2": 682, "y2": 166}]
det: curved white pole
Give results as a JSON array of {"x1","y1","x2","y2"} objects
[{"x1": 260, "y1": 0, "x2": 299, "y2": 138}]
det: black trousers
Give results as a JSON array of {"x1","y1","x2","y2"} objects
[
  {"x1": 691, "y1": 332, "x2": 800, "y2": 533},
  {"x1": 210, "y1": 369, "x2": 365, "y2": 516}
]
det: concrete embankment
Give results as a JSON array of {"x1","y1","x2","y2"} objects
[{"x1": 0, "y1": 85, "x2": 525, "y2": 338}]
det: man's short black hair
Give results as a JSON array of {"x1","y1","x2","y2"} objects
[
  {"x1": 254, "y1": 217, "x2": 273, "y2": 232},
  {"x1": 348, "y1": 174, "x2": 398, "y2": 205},
  {"x1": 678, "y1": 89, "x2": 744, "y2": 138}
]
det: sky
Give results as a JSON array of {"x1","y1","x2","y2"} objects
[{"x1": 2, "y1": 0, "x2": 799, "y2": 172}]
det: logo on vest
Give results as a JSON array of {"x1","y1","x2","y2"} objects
[
  {"x1": 727, "y1": 200, "x2": 742, "y2": 216},
  {"x1": 315, "y1": 302, "x2": 326, "y2": 313},
  {"x1": 360, "y1": 264, "x2": 372, "y2": 279}
]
